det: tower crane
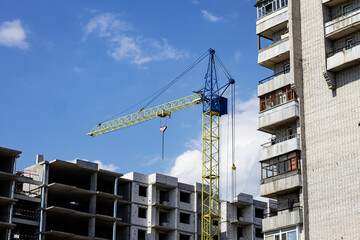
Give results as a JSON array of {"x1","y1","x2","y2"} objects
[{"x1": 88, "y1": 49, "x2": 235, "y2": 240}]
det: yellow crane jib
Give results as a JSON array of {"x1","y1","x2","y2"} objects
[{"x1": 87, "y1": 93, "x2": 203, "y2": 137}]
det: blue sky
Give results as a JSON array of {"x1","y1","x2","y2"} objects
[{"x1": 0, "y1": 0, "x2": 271, "y2": 198}]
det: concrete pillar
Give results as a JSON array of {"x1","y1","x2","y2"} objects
[
  {"x1": 7, "y1": 157, "x2": 16, "y2": 240},
  {"x1": 88, "y1": 172, "x2": 97, "y2": 238},
  {"x1": 112, "y1": 177, "x2": 118, "y2": 240},
  {"x1": 39, "y1": 163, "x2": 48, "y2": 240}
]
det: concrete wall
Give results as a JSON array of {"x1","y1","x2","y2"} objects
[{"x1": 300, "y1": 0, "x2": 360, "y2": 238}]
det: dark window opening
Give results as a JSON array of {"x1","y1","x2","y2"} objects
[
  {"x1": 138, "y1": 207, "x2": 146, "y2": 219},
  {"x1": 237, "y1": 227, "x2": 243, "y2": 238},
  {"x1": 256, "y1": 228, "x2": 263, "y2": 238},
  {"x1": 180, "y1": 191, "x2": 191, "y2": 203},
  {"x1": 159, "y1": 233, "x2": 168, "y2": 240},
  {"x1": 159, "y1": 211, "x2": 168, "y2": 224},
  {"x1": 179, "y1": 234, "x2": 190, "y2": 240},
  {"x1": 180, "y1": 213, "x2": 190, "y2": 224},
  {"x1": 343, "y1": 4, "x2": 351, "y2": 15},
  {"x1": 237, "y1": 207, "x2": 243, "y2": 219},
  {"x1": 160, "y1": 190, "x2": 170, "y2": 204},
  {"x1": 138, "y1": 229, "x2": 146, "y2": 240},
  {"x1": 139, "y1": 186, "x2": 147, "y2": 197},
  {"x1": 255, "y1": 208, "x2": 264, "y2": 219},
  {"x1": 284, "y1": 64, "x2": 290, "y2": 73},
  {"x1": 265, "y1": 3, "x2": 273, "y2": 14},
  {"x1": 346, "y1": 38, "x2": 353, "y2": 49}
]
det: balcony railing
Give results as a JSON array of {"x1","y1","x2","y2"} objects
[
  {"x1": 329, "y1": 6, "x2": 360, "y2": 21},
  {"x1": 327, "y1": 40, "x2": 360, "y2": 57},
  {"x1": 259, "y1": 69, "x2": 289, "y2": 85},
  {"x1": 261, "y1": 151, "x2": 300, "y2": 180},
  {"x1": 261, "y1": 134, "x2": 297, "y2": 148}
]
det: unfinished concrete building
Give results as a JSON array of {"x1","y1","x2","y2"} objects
[
  {"x1": 2, "y1": 147, "x2": 271, "y2": 240},
  {"x1": 255, "y1": 0, "x2": 360, "y2": 239},
  {"x1": 220, "y1": 193, "x2": 276, "y2": 240}
]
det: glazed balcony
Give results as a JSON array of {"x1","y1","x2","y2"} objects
[
  {"x1": 262, "y1": 207, "x2": 302, "y2": 232},
  {"x1": 256, "y1": 6, "x2": 289, "y2": 39},
  {"x1": 325, "y1": 7, "x2": 360, "y2": 40},
  {"x1": 323, "y1": 0, "x2": 348, "y2": 7},
  {"x1": 259, "y1": 100, "x2": 299, "y2": 134},
  {"x1": 327, "y1": 41, "x2": 360, "y2": 72},
  {"x1": 259, "y1": 135, "x2": 300, "y2": 161},
  {"x1": 258, "y1": 70, "x2": 291, "y2": 97},
  {"x1": 258, "y1": 37, "x2": 290, "y2": 70}
]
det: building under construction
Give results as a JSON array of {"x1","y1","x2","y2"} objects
[{"x1": 0, "y1": 146, "x2": 272, "y2": 240}]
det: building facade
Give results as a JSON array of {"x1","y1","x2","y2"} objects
[
  {"x1": 255, "y1": 0, "x2": 360, "y2": 239},
  {"x1": 1, "y1": 147, "x2": 270, "y2": 240}
]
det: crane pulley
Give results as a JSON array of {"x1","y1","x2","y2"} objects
[{"x1": 88, "y1": 49, "x2": 235, "y2": 240}]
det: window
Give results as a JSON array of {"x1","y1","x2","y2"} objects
[
  {"x1": 138, "y1": 229, "x2": 146, "y2": 240},
  {"x1": 346, "y1": 38, "x2": 353, "y2": 49},
  {"x1": 237, "y1": 227, "x2": 243, "y2": 238},
  {"x1": 259, "y1": 85, "x2": 296, "y2": 112},
  {"x1": 180, "y1": 191, "x2": 191, "y2": 203},
  {"x1": 139, "y1": 185, "x2": 147, "y2": 197},
  {"x1": 179, "y1": 234, "x2": 190, "y2": 240},
  {"x1": 256, "y1": 228, "x2": 264, "y2": 238},
  {"x1": 255, "y1": 208, "x2": 264, "y2": 219},
  {"x1": 138, "y1": 207, "x2": 146, "y2": 218},
  {"x1": 264, "y1": 227, "x2": 297, "y2": 240},
  {"x1": 265, "y1": 3, "x2": 273, "y2": 14},
  {"x1": 284, "y1": 64, "x2": 290, "y2": 73},
  {"x1": 237, "y1": 207, "x2": 243, "y2": 219},
  {"x1": 343, "y1": 4, "x2": 351, "y2": 15},
  {"x1": 180, "y1": 213, "x2": 190, "y2": 224}
]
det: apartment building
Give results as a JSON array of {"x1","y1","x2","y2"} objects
[
  {"x1": 255, "y1": 0, "x2": 360, "y2": 239},
  {"x1": 220, "y1": 193, "x2": 276, "y2": 240},
  {"x1": 2, "y1": 146, "x2": 270, "y2": 240}
]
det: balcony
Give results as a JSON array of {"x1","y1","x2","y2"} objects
[
  {"x1": 325, "y1": 8, "x2": 360, "y2": 40},
  {"x1": 259, "y1": 100, "x2": 299, "y2": 134},
  {"x1": 322, "y1": 0, "x2": 348, "y2": 7},
  {"x1": 262, "y1": 207, "x2": 302, "y2": 232},
  {"x1": 256, "y1": 6, "x2": 288, "y2": 39},
  {"x1": 260, "y1": 170, "x2": 302, "y2": 198},
  {"x1": 258, "y1": 37, "x2": 290, "y2": 70},
  {"x1": 327, "y1": 41, "x2": 360, "y2": 72},
  {"x1": 258, "y1": 70, "x2": 291, "y2": 97},
  {"x1": 260, "y1": 135, "x2": 300, "y2": 161}
]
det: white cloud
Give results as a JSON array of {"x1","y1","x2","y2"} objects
[
  {"x1": 93, "y1": 160, "x2": 118, "y2": 172},
  {"x1": 0, "y1": 19, "x2": 29, "y2": 49},
  {"x1": 166, "y1": 95, "x2": 269, "y2": 200},
  {"x1": 73, "y1": 66, "x2": 85, "y2": 73},
  {"x1": 191, "y1": 0, "x2": 200, "y2": 4},
  {"x1": 110, "y1": 36, "x2": 186, "y2": 65},
  {"x1": 201, "y1": 10, "x2": 224, "y2": 23},
  {"x1": 85, "y1": 13, "x2": 132, "y2": 37},
  {"x1": 234, "y1": 50, "x2": 241, "y2": 63},
  {"x1": 84, "y1": 13, "x2": 187, "y2": 65}
]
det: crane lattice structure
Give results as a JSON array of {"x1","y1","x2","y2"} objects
[{"x1": 88, "y1": 49, "x2": 235, "y2": 240}]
